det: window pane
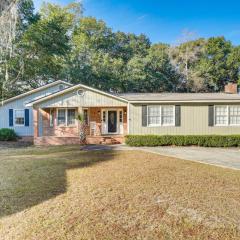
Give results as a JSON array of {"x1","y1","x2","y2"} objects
[
  {"x1": 15, "y1": 110, "x2": 24, "y2": 125},
  {"x1": 215, "y1": 106, "x2": 228, "y2": 125},
  {"x1": 148, "y1": 106, "x2": 161, "y2": 125},
  {"x1": 67, "y1": 109, "x2": 76, "y2": 125},
  {"x1": 229, "y1": 106, "x2": 240, "y2": 125},
  {"x1": 162, "y1": 106, "x2": 174, "y2": 125},
  {"x1": 58, "y1": 109, "x2": 66, "y2": 125}
]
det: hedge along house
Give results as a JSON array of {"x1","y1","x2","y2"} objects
[
  {"x1": 0, "y1": 80, "x2": 72, "y2": 141},
  {"x1": 2, "y1": 81, "x2": 240, "y2": 145}
]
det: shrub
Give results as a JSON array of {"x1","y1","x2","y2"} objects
[
  {"x1": 125, "y1": 135, "x2": 240, "y2": 147},
  {"x1": 0, "y1": 128, "x2": 17, "y2": 141}
]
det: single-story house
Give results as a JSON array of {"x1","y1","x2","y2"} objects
[{"x1": 1, "y1": 81, "x2": 240, "y2": 145}]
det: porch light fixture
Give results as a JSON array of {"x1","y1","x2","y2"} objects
[
  {"x1": 124, "y1": 110, "x2": 127, "y2": 115},
  {"x1": 98, "y1": 111, "x2": 101, "y2": 115}
]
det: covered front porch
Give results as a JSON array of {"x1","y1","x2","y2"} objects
[{"x1": 33, "y1": 106, "x2": 128, "y2": 145}]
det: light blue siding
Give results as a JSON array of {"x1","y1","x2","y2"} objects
[{"x1": 0, "y1": 83, "x2": 69, "y2": 136}]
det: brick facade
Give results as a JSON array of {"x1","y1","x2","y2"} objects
[
  {"x1": 34, "y1": 106, "x2": 128, "y2": 145},
  {"x1": 225, "y1": 83, "x2": 238, "y2": 94}
]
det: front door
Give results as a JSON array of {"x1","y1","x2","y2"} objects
[{"x1": 108, "y1": 111, "x2": 117, "y2": 133}]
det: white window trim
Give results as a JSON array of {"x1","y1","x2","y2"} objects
[
  {"x1": 14, "y1": 109, "x2": 25, "y2": 127},
  {"x1": 57, "y1": 108, "x2": 76, "y2": 127},
  {"x1": 214, "y1": 105, "x2": 240, "y2": 126},
  {"x1": 49, "y1": 109, "x2": 54, "y2": 127},
  {"x1": 83, "y1": 108, "x2": 89, "y2": 125},
  {"x1": 147, "y1": 105, "x2": 175, "y2": 127}
]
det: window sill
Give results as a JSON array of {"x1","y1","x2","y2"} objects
[
  {"x1": 147, "y1": 125, "x2": 176, "y2": 127},
  {"x1": 57, "y1": 125, "x2": 77, "y2": 128},
  {"x1": 214, "y1": 124, "x2": 240, "y2": 127}
]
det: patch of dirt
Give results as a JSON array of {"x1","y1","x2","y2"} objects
[{"x1": 0, "y1": 141, "x2": 32, "y2": 149}]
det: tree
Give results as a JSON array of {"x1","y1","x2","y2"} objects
[
  {"x1": 0, "y1": 0, "x2": 40, "y2": 101},
  {"x1": 170, "y1": 34, "x2": 206, "y2": 92},
  {"x1": 126, "y1": 44, "x2": 180, "y2": 92},
  {"x1": 199, "y1": 37, "x2": 232, "y2": 91},
  {"x1": 227, "y1": 46, "x2": 240, "y2": 85},
  {"x1": 69, "y1": 17, "x2": 151, "y2": 92},
  {"x1": 5, "y1": 2, "x2": 82, "y2": 97}
]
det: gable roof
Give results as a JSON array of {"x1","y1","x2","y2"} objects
[
  {"x1": 118, "y1": 92, "x2": 240, "y2": 103},
  {"x1": 26, "y1": 83, "x2": 128, "y2": 106},
  {"x1": 1, "y1": 80, "x2": 72, "y2": 105}
]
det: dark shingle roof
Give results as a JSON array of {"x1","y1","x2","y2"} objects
[{"x1": 118, "y1": 92, "x2": 240, "y2": 102}]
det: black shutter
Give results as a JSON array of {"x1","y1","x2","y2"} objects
[
  {"x1": 25, "y1": 109, "x2": 30, "y2": 126},
  {"x1": 175, "y1": 105, "x2": 181, "y2": 127},
  {"x1": 208, "y1": 105, "x2": 214, "y2": 127},
  {"x1": 142, "y1": 105, "x2": 147, "y2": 127},
  {"x1": 9, "y1": 109, "x2": 13, "y2": 127}
]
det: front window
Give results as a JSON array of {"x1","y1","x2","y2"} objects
[
  {"x1": 15, "y1": 110, "x2": 25, "y2": 125},
  {"x1": 148, "y1": 106, "x2": 161, "y2": 126},
  {"x1": 229, "y1": 106, "x2": 240, "y2": 125},
  {"x1": 215, "y1": 106, "x2": 228, "y2": 125},
  {"x1": 148, "y1": 105, "x2": 174, "y2": 126},
  {"x1": 67, "y1": 109, "x2": 76, "y2": 125},
  {"x1": 162, "y1": 106, "x2": 174, "y2": 125},
  {"x1": 214, "y1": 105, "x2": 240, "y2": 126},
  {"x1": 57, "y1": 109, "x2": 76, "y2": 126}
]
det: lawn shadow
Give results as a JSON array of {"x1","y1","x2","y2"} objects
[{"x1": 0, "y1": 148, "x2": 115, "y2": 218}]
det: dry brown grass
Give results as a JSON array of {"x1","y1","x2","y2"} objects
[{"x1": 0, "y1": 146, "x2": 240, "y2": 240}]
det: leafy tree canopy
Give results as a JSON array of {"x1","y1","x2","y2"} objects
[{"x1": 2, "y1": 1, "x2": 240, "y2": 100}]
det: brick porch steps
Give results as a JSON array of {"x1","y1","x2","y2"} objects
[{"x1": 87, "y1": 135, "x2": 124, "y2": 145}]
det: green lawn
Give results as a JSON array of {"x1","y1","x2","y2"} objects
[{"x1": 0, "y1": 146, "x2": 240, "y2": 240}]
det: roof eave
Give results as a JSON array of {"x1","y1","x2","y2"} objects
[
  {"x1": 129, "y1": 99, "x2": 240, "y2": 103},
  {"x1": 26, "y1": 84, "x2": 129, "y2": 107},
  {"x1": 2, "y1": 80, "x2": 73, "y2": 105}
]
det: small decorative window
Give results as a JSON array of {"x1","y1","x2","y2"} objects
[
  {"x1": 102, "y1": 111, "x2": 106, "y2": 122},
  {"x1": 59, "y1": 84, "x2": 64, "y2": 91},
  {"x1": 77, "y1": 89, "x2": 85, "y2": 96},
  {"x1": 15, "y1": 110, "x2": 25, "y2": 126},
  {"x1": 119, "y1": 110, "x2": 123, "y2": 123}
]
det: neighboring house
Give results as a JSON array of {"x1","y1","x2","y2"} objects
[
  {"x1": 0, "y1": 80, "x2": 72, "y2": 141},
  {"x1": 1, "y1": 81, "x2": 240, "y2": 145}
]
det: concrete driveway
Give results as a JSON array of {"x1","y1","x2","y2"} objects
[{"x1": 112, "y1": 145, "x2": 240, "y2": 170}]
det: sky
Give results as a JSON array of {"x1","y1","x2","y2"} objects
[{"x1": 33, "y1": 0, "x2": 240, "y2": 45}]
